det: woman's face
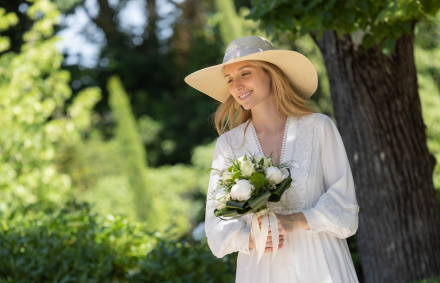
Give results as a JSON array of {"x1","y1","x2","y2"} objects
[{"x1": 224, "y1": 60, "x2": 272, "y2": 110}]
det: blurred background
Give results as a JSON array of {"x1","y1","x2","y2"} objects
[{"x1": 0, "y1": 0, "x2": 439, "y2": 282}]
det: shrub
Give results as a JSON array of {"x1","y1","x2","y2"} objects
[
  {"x1": 0, "y1": 201, "x2": 151, "y2": 283},
  {"x1": 127, "y1": 239, "x2": 237, "y2": 283},
  {"x1": 0, "y1": 201, "x2": 237, "y2": 283}
]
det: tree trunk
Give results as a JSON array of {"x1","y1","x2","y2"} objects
[{"x1": 310, "y1": 22, "x2": 440, "y2": 283}]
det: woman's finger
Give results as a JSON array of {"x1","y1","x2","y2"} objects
[
  {"x1": 267, "y1": 235, "x2": 283, "y2": 242},
  {"x1": 266, "y1": 237, "x2": 284, "y2": 244},
  {"x1": 264, "y1": 243, "x2": 284, "y2": 253},
  {"x1": 264, "y1": 247, "x2": 273, "y2": 253},
  {"x1": 265, "y1": 238, "x2": 285, "y2": 248}
]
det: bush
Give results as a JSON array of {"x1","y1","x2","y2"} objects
[
  {"x1": 127, "y1": 239, "x2": 237, "y2": 283},
  {"x1": 0, "y1": 201, "x2": 237, "y2": 283},
  {"x1": 0, "y1": 201, "x2": 151, "y2": 282}
]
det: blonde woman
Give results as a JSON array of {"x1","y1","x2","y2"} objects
[{"x1": 185, "y1": 36, "x2": 360, "y2": 283}]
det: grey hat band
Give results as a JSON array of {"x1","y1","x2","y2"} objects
[{"x1": 223, "y1": 46, "x2": 275, "y2": 63}]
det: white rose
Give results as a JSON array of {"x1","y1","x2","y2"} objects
[
  {"x1": 266, "y1": 167, "x2": 289, "y2": 184},
  {"x1": 263, "y1": 157, "x2": 272, "y2": 168},
  {"x1": 255, "y1": 157, "x2": 272, "y2": 168},
  {"x1": 222, "y1": 170, "x2": 234, "y2": 183},
  {"x1": 214, "y1": 185, "x2": 228, "y2": 209},
  {"x1": 230, "y1": 180, "x2": 252, "y2": 201},
  {"x1": 240, "y1": 160, "x2": 255, "y2": 177}
]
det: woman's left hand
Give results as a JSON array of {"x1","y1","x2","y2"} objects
[{"x1": 258, "y1": 212, "x2": 310, "y2": 236}]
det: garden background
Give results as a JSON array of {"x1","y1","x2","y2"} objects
[{"x1": 0, "y1": 0, "x2": 439, "y2": 282}]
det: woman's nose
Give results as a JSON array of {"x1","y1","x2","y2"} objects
[{"x1": 234, "y1": 77, "x2": 244, "y2": 92}]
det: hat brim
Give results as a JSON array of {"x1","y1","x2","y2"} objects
[{"x1": 184, "y1": 50, "x2": 318, "y2": 103}]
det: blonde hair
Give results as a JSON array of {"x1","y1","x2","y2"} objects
[{"x1": 213, "y1": 60, "x2": 315, "y2": 135}]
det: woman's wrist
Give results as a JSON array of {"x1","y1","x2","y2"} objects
[
  {"x1": 249, "y1": 234, "x2": 255, "y2": 249},
  {"x1": 292, "y1": 212, "x2": 310, "y2": 231}
]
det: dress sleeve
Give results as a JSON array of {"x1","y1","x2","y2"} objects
[
  {"x1": 204, "y1": 136, "x2": 252, "y2": 258},
  {"x1": 301, "y1": 116, "x2": 360, "y2": 239}
]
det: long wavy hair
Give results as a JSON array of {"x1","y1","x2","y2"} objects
[{"x1": 213, "y1": 60, "x2": 315, "y2": 136}]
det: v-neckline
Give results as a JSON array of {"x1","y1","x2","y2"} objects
[{"x1": 249, "y1": 116, "x2": 291, "y2": 163}]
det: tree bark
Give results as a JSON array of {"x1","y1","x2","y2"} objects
[{"x1": 310, "y1": 22, "x2": 440, "y2": 283}]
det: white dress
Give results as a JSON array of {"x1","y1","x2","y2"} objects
[{"x1": 205, "y1": 113, "x2": 360, "y2": 283}]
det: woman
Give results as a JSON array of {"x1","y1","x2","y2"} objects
[{"x1": 185, "y1": 36, "x2": 360, "y2": 283}]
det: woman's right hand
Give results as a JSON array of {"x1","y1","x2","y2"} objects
[{"x1": 249, "y1": 234, "x2": 285, "y2": 253}]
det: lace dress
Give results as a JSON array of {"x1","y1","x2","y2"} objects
[{"x1": 205, "y1": 113, "x2": 360, "y2": 283}]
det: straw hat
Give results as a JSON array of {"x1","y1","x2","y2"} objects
[{"x1": 184, "y1": 36, "x2": 318, "y2": 103}]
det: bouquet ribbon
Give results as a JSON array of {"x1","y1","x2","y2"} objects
[{"x1": 251, "y1": 208, "x2": 279, "y2": 266}]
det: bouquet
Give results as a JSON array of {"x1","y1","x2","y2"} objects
[{"x1": 207, "y1": 153, "x2": 293, "y2": 266}]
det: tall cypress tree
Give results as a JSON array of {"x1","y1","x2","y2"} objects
[{"x1": 108, "y1": 75, "x2": 156, "y2": 229}]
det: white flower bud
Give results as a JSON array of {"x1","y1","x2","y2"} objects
[
  {"x1": 255, "y1": 156, "x2": 272, "y2": 169},
  {"x1": 266, "y1": 167, "x2": 289, "y2": 184},
  {"x1": 230, "y1": 180, "x2": 252, "y2": 201}
]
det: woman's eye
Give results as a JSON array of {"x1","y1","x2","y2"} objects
[
  {"x1": 227, "y1": 79, "x2": 233, "y2": 84},
  {"x1": 242, "y1": 72, "x2": 250, "y2": 76}
]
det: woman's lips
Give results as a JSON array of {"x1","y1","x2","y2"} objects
[{"x1": 239, "y1": 90, "x2": 252, "y2": 101}]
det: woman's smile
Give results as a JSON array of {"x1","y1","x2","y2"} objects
[{"x1": 239, "y1": 90, "x2": 253, "y2": 100}]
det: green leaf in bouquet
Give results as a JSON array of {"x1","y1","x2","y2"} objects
[
  {"x1": 248, "y1": 191, "x2": 271, "y2": 212},
  {"x1": 232, "y1": 161, "x2": 241, "y2": 171},
  {"x1": 215, "y1": 207, "x2": 252, "y2": 220},
  {"x1": 243, "y1": 154, "x2": 247, "y2": 161},
  {"x1": 231, "y1": 171, "x2": 242, "y2": 180},
  {"x1": 226, "y1": 200, "x2": 248, "y2": 210},
  {"x1": 269, "y1": 177, "x2": 292, "y2": 202},
  {"x1": 269, "y1": 169, "x2": 292, "y2": 202}
]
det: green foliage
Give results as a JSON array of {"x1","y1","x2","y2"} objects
[
  {"x1": 231, "y1": 170, "x2": 242, "y2": 181},
  {"x1": 249, "y1": 172, "x2": 267, "y2": 190},
  {"x1": 0, "y1": 0, "x2": 101, "y2": 217},
  {"x1": 127, "y1": 239, "x2": 237, "y2": 283},
  {"x1": 0, "y1": 201, "x2": 237, "y2": 283},
  {"x1": 61, "y1": 134, "x2": 203, "y2": 237},
  {"x1": 52, "y1": 0, "x2": 85, "y2": 12},
  {"x1": 247, "y1": 0, "x2": 440, "y2": 55},
  {"x1": 215, "y1": 0, "x2": 245, "y2": 45},
  {"x1": 0, "y1": 201, "x2": 153, "y2": 283},
  {"x1": 137, "y1": 115, "x2": 163, "y2": 146},
  {"x1": 411, "y1": 277, "x2": 440, "y2": 283},
  {"x1": 0, "y1": 8, "x2": 18, "y2": 52},
  {"x1": 59, "y1": 122, "x2": 217, "y2": 237},
  {"x1": 57, "y1": 0, "x2": 226, "y2": 167}
]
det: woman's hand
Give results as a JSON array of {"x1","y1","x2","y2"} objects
[
  {"x1": 258, "y1": 212, "x2": 310, "y2": 236},
  {"x1": 249, "y1": 234, "x2": 284, "y2": 253}
]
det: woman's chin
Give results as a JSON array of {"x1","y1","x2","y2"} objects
[{"x1": 242, "y1": 105, "x2": 252, "y2": 111}]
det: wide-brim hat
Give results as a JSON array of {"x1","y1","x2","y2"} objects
[{"x1": 184, "y1": 36, "x2": 318, "y2": 103}]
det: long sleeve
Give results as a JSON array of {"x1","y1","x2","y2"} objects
[
  {"x1": 301, "y1": 116, "x2": 360, "y2": 239},
  {"x1": 204, "y1": 136, "x2": 252, "y2": 258}
]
